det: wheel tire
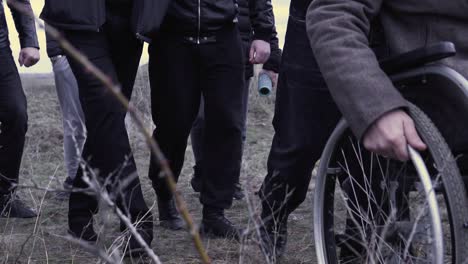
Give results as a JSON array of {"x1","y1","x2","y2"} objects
[
  {"x1": 314, "y1": 102, "x2": 468, "y2": 263},
  {"x1": 407, "y1": 102, "x2": 468, "y2": 263}
]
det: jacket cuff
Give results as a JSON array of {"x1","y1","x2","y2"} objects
[
  {"x1": 262, "y1": 61, "x2": 278, "y2": 73},
  {"x1": 20, "y1": 39, "x2": 40, "y2": 50},
  {"x1": 354, "y1": 101, "x2": 409, "y2": 140},
  {"x1": 263, "y1": 49, "x2": 281, "y2": 73},
  {"x1": 252, "y1": 30, "x2": 271, "y2": 42}
]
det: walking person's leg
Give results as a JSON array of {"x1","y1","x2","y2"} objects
[
  {"x1": 105, "y1": 3, "x2": 153, "y2": 252},
  {"x1": 198, "y1": 24, "x2": 246, "y2": 238},
  {"x1": 258, "y1": 16, "x2": 341, "y2": 259},
  {"x1": 148, "y1": 35, "x2": 201, "y2": 230},
  {"x1": 190, "y1": 78, "x2": 250, "y2": 200},
  {"x1": 51, "y1": 55, "x2": 86, "y2": 193},
  {"x1": 0, "y1": 48, "x2": 36, "y2": 218},
  {"x1": 65, "y1": 3, "x2": 153, "y2": 254}
]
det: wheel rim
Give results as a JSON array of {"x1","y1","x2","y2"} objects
[{"x1": 315, "y1": 133, "x2": 449, "y2": 264}]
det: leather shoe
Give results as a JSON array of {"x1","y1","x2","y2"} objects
[
  {"x1": 158, "y1": 197, "x2": 184, "y2": 230},
  {"x1": 200, "y1": 207, "x2": 242, "y2": 240},
  {"x1": 68, "y1": 215, "x2": 98, "y2": 242},
  {"x1": 124, "y1": 248, "x2": 152, "y2": 263},
  {"x1": 0, "y1": 194, "x2": 37, "y2": 218}
]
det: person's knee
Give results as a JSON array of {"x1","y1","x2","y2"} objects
[
  {"x1": 157, "y1": 118, "x2": 195, "y2": 145},
  {"x1": 206, "y1": 111, "x2": 243, "y2": 138},
  {"x1": 2, "y1": 101, "x2": 28, "y2": 134}
]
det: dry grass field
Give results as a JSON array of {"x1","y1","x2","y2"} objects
[{"x1": 0, "y1": 66, "x2": 317, "y2": 263}]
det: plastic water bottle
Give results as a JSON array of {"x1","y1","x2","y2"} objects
[{"x1": 258, "y1": 72, "x2": 272, "y2": 96}]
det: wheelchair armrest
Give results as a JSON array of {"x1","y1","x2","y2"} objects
[{"x1": 379, "y1": 42, "x2": 456, "y2": 75}]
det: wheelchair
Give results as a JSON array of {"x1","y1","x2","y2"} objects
[{"x1": 313, "y1": 42, "x2": 468, "y2": 264}]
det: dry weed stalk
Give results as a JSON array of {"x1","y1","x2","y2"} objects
[
  {"x1": 7, "y1": 1, "x2": 211, "y2": 263},
  {"x1": 82, "y1": 170, "x2": 162, "y2": 263}
]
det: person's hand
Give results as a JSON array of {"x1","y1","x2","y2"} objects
[
  {"x1": 259, "y1": 69, "x2": 278, "y2": 89},
  {"x1": 249, "y1": 40, "x2": 270, "y2": 64},
  {"x1": 18, "y1": 47, "x2": 40, "y2": 67},
  {"x1": 363, "y1": 109, "x2": 427, "y2": 161}
]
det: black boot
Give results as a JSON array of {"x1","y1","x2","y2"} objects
[
  {"x1": 123, "y1": 247, "x2": 151, "y2": 263},
  {"x1": 0, "y1": 193, "x2": 37, "y2": 218},
  {"x1": 68, "y1": 216, "x2": 98, "y2": 242},
  {"x1": 124, "y1": 248, "x2": 150, "y2": 263},
  {"x1": 121, "y1": 211, "x2": 154, "y2": 260},
  {"x1": 200, "y1": 206, "x2": 242, "y2": 240},
  {"x1": 157, "y1": 197, "x2": 184, "y2": 230},
  {"x1": 190, "y1": 165, "x2": 203, "y2": 193}
]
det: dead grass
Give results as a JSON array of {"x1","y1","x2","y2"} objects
[{"x1": 0, "y1": 67, "x2": 316, "y2": 263}]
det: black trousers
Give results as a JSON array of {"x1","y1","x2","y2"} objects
[
  {"x1": 260, "y1": 16, "x2": 341, "y2": 222},
  {"x1": 191, "y1": 79, "x2": 250, "y2": 173},
  {"x1": 0, "y1": 48, "x2": 28, "y2": 195},
  {"x1": 65, "y1": 4, "x2": 152, "y2": 247},
  {"x1": 148, "y1": 24, "x2": 245, "y2": 210}
]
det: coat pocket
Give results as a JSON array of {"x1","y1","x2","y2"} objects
[
  {"x1": 131, "y1": 0, "x2": 171, "y2": 43},
  {"x1": 41, "y1": 0, "x2": 105, "y2": 31}
]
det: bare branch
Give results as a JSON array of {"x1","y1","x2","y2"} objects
[{"x1": 6, "y1": 1, "x2": 211, "y2": 263}]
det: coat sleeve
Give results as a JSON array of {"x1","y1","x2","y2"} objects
[
  {"x1": 248, "y1": 0, "x2": 274, "y2": 42},
  {"x1": 8, "y1": 0, "x2": 39, "y2": 49},
  {"x1": 262, "y1": 24, "x2": 281, "y2": 73},
  {"x1": 306, "y1": 0, "x2": 407, "y2": 139}
]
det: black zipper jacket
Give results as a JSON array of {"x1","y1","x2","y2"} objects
[
  {"x1": 238, "y1": 0, "x2": 281, "y2": 76},
  {"x1": 161, "y1": 0, "x2": 273, "y2": 43},
  {"x1": 44, "y1": 0, "x2": 281, "y2": 75},
  {"x1": 0, "y1": 0, "x2": 39, "y2": 50},
  {"x1": 41, "y1": 0, "x2": 170, "y2": 42}
]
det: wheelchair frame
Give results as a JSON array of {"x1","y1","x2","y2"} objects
[{"x1": 313, "y1": 49, "x2": 468, "y2": 263}]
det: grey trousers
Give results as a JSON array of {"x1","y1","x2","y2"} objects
[{"x1": 51, "y1": 55, "x2": 86, "y2": 181}]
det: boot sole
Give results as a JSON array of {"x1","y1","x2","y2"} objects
[
  {"x1": 67, "y1": 229, "x2": 98, "y2": 243},
  {"x1": 160, "y1": 220, "x2": 185, "y2": 231},
  {"x1": 0, "y1": 213, "x2": 38, "y2": 218},
  {"x1": 199, "y1": 224, "x2": 241, "y2": 241}
]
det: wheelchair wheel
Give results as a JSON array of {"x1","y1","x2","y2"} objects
[{"x1": 314, "y1": 103, "x2": 468, "y2": 263}]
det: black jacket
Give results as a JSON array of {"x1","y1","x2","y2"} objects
[
  {"x1": 44, "y1": 26, "x2": 61, "y2": 58},
  {"x1": 44, "y1": 0, "x2": 281, "y2": 74},
  {"x1": 237, "y1": 0, "x2": 281, "y2": 77},
  {"x1": 0, "y1": 0, "x2": 39, "y2": 50},
  {"x1": 290, "y1": 0, "x2": 312, "y2": 20},
  {"x1": 41, "y1": 0, "x2": 170, "y2": 42},
  {"x1": 161, "y1": 0, "x2": 273, "y2": 42}
]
